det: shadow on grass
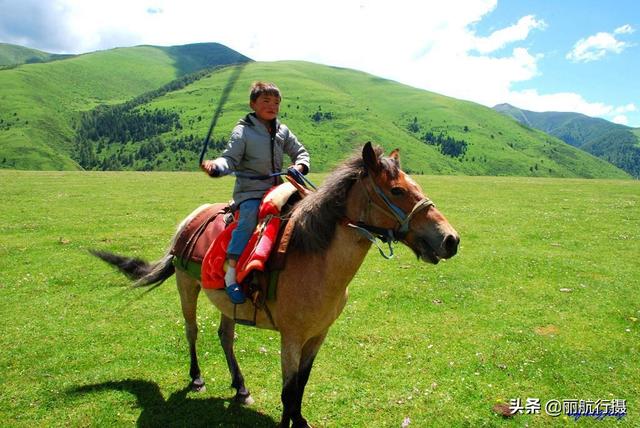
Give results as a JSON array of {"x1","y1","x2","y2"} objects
[{"x1": 68, "y1": 379, "x2": 278, "y2": 427}]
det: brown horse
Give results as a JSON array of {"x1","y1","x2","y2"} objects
[{"x1": 92, "y1": 143, "x2": 459, "y2": 428}]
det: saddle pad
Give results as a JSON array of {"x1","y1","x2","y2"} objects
[
  {"x1": 201, "y1": 182, "x2": 299, "y2": 290},
  {"x1": 170, "y1": 203, "x2": 228, "y2": 265}
]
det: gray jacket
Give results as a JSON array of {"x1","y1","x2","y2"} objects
[{"x1": 213, "y1": 113, "x2": 310, "y2": 205}]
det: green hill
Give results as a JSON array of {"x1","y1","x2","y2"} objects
[
  {"x1": 0, "y1": 43, "x2": 74, "y2": 67},
  {"x1": 0, "y1": 44, "x2": 629, "y2": 178},
  {"x1": 0, "y1": 43, "x2": 251, "y2": 170},
  {"x1": 73, "y1": 61, "x2": 628, "y2": 178},
  {"x1": 493, "y1": 103, "x2": 640, "y2": 177}
]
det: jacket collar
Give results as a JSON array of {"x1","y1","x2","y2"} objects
[{"x1": 240, "y1": 113, "x2": 280, "y2": 134}]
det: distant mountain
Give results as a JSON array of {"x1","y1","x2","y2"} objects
[
  {"x1": 493, "y1": 103, "x2": 640, "y2": 177},
  {"x1": 0, "y1": 42, "x2": 629, "y2": 178},
  {"x1": 155, "y1": 43, "x2": 251, "y2": 76},
  {"x1": 0, "y1": 43, "x2": 251, "y2": 169},
  {"x1": 67, "y1": 60, "x2": 628, "y2": 178},
  {"x1": 0, "y1": 43, "x2": 74, "y2": 67}
]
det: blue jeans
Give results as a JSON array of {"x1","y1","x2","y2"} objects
[{"x1": 227, "y1": 198, "x2": 261, "y2": 260}]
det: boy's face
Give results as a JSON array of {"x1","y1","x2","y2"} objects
[{"x1": 250, "y1": 94, "x2": 280, "y2": 122}]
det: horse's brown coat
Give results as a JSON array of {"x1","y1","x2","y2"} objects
[
  {"x1": 95, "y1": 143, "x2": 459, "y2": 428},
  {"x1": 177, "y1": 144, "x2": 459, "y2": 427}
]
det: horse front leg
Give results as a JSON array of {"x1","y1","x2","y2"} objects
[
  {"x1": 218, "y1": 314, "x2": 254, "y2": 405},
  {"x1": 175, "y1": 271, "x2": 205, "y2": 391},
  {"x1": 280, "y1": 332, "x2": 327, "y2": 428}
]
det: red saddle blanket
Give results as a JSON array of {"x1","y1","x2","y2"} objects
[
  {"x1": 200, "y1": 199, "x2": 282, "y2": 289},
  {"x1": 171, "y1": 183, "x2": 298, "y2": 290}
]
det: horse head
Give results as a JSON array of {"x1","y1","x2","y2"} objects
[{"x1": 361, "y1": 142, "x2": 460, "y2": 264}]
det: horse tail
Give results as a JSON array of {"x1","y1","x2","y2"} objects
[
  {"x1": 91, "y1": 204, "x2": 215, "y2": 289},
  {"x1": 90, "y1": 249, "x2": 175, "y2": 289}
]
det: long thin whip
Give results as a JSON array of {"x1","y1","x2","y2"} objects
[{"x1": 198, "y1": 64, "x2": 245, "y2": 165}]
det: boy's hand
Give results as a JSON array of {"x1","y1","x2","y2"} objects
[
  {"x1": 287, "y1": 165, "x2": 306, "y2": 186},
  {"x1": 201, "y1": 160, "x2": 221, "y2": 177},
  {"x1": 290, "y1": 164, "x2": 305, "y2": 174}
]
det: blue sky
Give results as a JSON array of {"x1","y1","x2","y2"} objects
[
  {"x1": 1, "y1": 0, "x2": 638, "y2": 126},
  {"x1": 473, "y1": 0, "x2": 639, "y2": 125}
]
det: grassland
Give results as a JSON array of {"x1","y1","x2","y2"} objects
[
  {"x1": 0, "y1": 43, "x2": 71, "y2": 67},
  {"x1": 0, "y1": 44, "x2": 248, "y2": 170},
  {"x1": 0, "y1": 168, "x2": 638, "y2": 427}
]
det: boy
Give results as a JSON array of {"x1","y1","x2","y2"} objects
[{"x1": 201, "y1": 81, "x2": 310, "y2": 304}]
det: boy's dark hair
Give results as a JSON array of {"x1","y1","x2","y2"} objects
[{"x1": 250, "y1": 81, "x2": 281, "y2": 102}]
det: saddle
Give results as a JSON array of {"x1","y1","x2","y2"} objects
[
  {"x1": 170, "y1": 203, "x2": 230, "y2": 279},
  {"x1": 170, "y1": 182, "x2": 300, "y2": 298}
]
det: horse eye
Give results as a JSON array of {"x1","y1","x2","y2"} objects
[{"x1": 390, "y1": 187, "x2": 406, "y2": 196}]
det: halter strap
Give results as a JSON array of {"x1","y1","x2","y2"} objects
[
  {"x1": 342, "y1": 174, "x2": 435, "y2": 258},
  {"x1": 363, "y1": 175, "x2": 434, "y2": 238}
]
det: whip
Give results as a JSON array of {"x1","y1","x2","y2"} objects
[{"x1": 198, "y1": 64, "x2": 245, "y2": 165}]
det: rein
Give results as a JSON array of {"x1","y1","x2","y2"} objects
[
  {"x1": 344, "y1": 174, "x2": 434, "y2": 259},
  {"x1": 230, "y1": 169, "x2": 317, "y2": 189},
  {"x1": 232, "y1": 171, "x2": 288, "y2": 180}
]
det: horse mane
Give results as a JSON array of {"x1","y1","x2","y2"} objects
[{"x1": 289, "y1": 145, "x2": 391, "y2": 254}]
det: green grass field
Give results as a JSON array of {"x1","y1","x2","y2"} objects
[{"x1": 0, "y1": 170, "x2": 638, "y2": 427}]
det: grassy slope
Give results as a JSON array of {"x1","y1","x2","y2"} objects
[
  {"x1": 143, "y1": 61, "x2": 628, "y2": 178},
  {"x1": 159, "y1": 43, "x2": 251, "y2": 76},
  {"x1": 0, "y1": 170, "x2": 637, "y2": 426},
  {"x1": 493, "y1": 104, "x2": 627, "y2": 148},
  {"x1": 0, "y1": 47, "x2": 179, "y2": 169},
  {"x1": 0, "y1": 51, "x2": 628, "y2": 178},
  {"x1": 0, "y1": 44, "x2": 249, "y2": 170},
  {"x1": 0, "y1": 43, "x2": 67, "y2": 66},
  {"x1": 493, "y1": 104, "x2": 640, "y2": 177}
]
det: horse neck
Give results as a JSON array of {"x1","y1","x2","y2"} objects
[{"x1": 316, "y1": 179, "x2": 373, "y2": 292}]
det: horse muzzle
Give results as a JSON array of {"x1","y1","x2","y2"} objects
[{"x1": 413, "y1": 232, "x2": 460, "y2": 264}]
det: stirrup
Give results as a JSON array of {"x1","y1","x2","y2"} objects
[{"x1": 225, "y1": 283, "x2": 246, "y2": 304}]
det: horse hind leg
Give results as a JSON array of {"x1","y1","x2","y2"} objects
[
  {"x1": 218, "y1": 314, "x2": 254, "y2": 405},
  {"x1": 175, "y1": 270, "x2": 205, "y2": 391}
]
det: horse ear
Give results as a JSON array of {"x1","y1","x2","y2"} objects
[
  {"x1": 362, "y1": 142, "x2": 380, "y2": 173},
  {"x1": 389, "y1": 148, "x2": 401, "y2": 167}
]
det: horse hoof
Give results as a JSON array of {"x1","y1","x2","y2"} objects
[
  {"x1": 234, "y1": 392, "x2": 255, "y2": 405},
  {"x1": 191, "y1": 378, "x2": 206, "y2": 392},
  {"x1": 292, "y1": 419, "x2": 311, "y2": 428}
]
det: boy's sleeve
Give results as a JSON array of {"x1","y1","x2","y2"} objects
[
  {"x1": 283, "y1": 127, "x2": 310, "y2": 174},
  {"x1": 213, "y1": 127, "x2": 245, "y2": 174}
]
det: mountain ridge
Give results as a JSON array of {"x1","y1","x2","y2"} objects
[
  {"x1": 69, "y1": 59, "x2": 628, "y2": 178},
  {"x1": 0, "y1": 42, "x2": 251, "y2": 169},
  {"x1": 0, "y1": 43, "x2": 75, "y2": 67},
  {"x1": 493, "y1": 103, "x2": 640, "y2": 177},
  {"x1": 0, "y1": 43, "x2": 630, "y2": 178}
]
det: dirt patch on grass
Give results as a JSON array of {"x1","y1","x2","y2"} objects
[{"x1": 534, "y1": 324, "x2": 559, "y2": 336}]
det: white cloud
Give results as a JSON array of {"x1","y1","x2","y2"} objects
[
  {"x1": 502, "y1": 89, "x2": 637, "y2": 125},
  {"x1": 2, "y1": 1, "x2": 636, "y2": 126},
  {"x1": 614, "y1": 24, "x2": 635, "y2": 35},
  {"x1": 407, "y1": 47, "x2": 542, "y2": 109},
  {"x1": 612, "y1": 115, "x2": 629, "y2": 125},
  {"x1": 613, "y1": 103, "x2": 637, "y2": 114},
  {"x1": 473, "y1": 15, "x2": 547, "y2": 54},
  {"x1": 566, "y1": 25, "x2": 634, "y2": 62},
  {"x1": 505, "y1": 89, "x2": 611, "y2": 116}
]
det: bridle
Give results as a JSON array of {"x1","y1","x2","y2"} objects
[{"x1": 344, "y1": 173, "x2": 434, "y2": 259}]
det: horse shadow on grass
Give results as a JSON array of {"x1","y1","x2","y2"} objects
[{"x1": 68, "y1": 379, "x2": 277, "y2": 427}]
